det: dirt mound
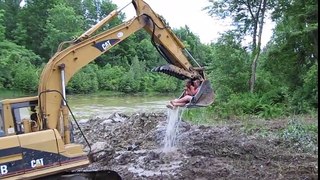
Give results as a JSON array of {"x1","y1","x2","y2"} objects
[{"x1": 73, "y1": 111, "x2": 318, "y2": 180}]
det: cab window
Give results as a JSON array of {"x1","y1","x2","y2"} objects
[
  {"x1": 11, "y1": 101, "x2": 38, "y2": 134},
  {"x1": 13, "y1": 107, "x2": 31, "y2": 134}
]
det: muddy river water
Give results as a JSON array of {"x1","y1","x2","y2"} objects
[{"x1": 67, "y1": 94, "x2": 173, "y2": 120}]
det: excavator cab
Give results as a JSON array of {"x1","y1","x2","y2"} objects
[
  {"x1": 0, "y1": 97, "x2": 90, "y2": 179},
  {"x1": 0, "y1": 96, "x2": 40, "y2": 136}
]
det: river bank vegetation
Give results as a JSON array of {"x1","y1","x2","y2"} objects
[{"x1": 0, "y1": 0, "x2": 317, "y2": 120}]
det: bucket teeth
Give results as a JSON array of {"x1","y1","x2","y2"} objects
[{"x1": 152, "y1": 64, "x2": 189, "y2": 80}]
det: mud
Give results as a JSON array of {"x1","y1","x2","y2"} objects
[{"x1": 73, "y1": 111, "x2": 318, "y2": 180}]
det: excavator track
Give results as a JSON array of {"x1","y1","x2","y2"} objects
[{"x1": 39, "y1": 170, "x2": 122, "y2": 180}]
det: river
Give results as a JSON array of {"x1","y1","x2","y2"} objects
[
  {"x1": 67, "y1": 94, "x2": 173, "y2": 121},
  {"x1": 0, "y1": 92, "x2": 175, "y2": 120}
]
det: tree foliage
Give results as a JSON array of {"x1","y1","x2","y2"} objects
[
  {"x1": 262, "y1": 0, "x2": 318, "y2": 112},
  {"x1": 0, "y1": 0, "x2": 20, "y2": 40},
  {"x1": 0, "y1": 9, "x2": 5, "y2": 41},
  {"x1": 205, "y1": 0, "x2": 269, "y2": 92},
  {"x1": 14, "y1": 0, "x2": 59, "y2": 59},
  {"x1": 0, "y1": 41, "x2": 41, "y2": 91},
  {"x1": 67, "y1": 64, "x2": 99, "y2": 93},
  {"x1": 42, "y1": 3, "x2": 84, "y2": 57},
  {"x1": 208, "y1": 31, "x2": 250, "y2": 101},
  {"x1": 0, "y1": 0, "x2": 317, "y2": 118}
]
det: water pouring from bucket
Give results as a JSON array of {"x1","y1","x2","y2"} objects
[{"x1": 162, "y1": 108, "x2": 184, "y2": 153}]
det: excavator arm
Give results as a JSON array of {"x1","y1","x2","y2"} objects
[
  {"x1": 38, "y1": 0, "x2": 214, "y2": 143},
  {"x1": 0, "y1": 1, "x2": 214, "y2": 179}
]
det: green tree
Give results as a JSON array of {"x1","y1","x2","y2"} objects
[
  {"x1": 63, "y1": 0, "x2": 83, "y2": 17},
  {"x1": 205, "y1": 0, "x2": 270, "y2": 92},
  {"x1": 271, "y1": 0, "x2": 318, "y2": 59},
  {"x1": 13, "y1": 0, "x2": 60, "y2": 59},
  {"x1": 42, "y1": 3, "x2": 84, "y2": 57},
  {"x1": 0, "y1": 0, "x2": 20, "y2": 41},
  {"x1": 208, "y1": 32, "x2": 250, "y2": 101},
  {"x1": 0, "y1": 9, "x2": 5, "y2": 41},
  {"x1": 90, "y1": 0, "x2": 137, "y2": 68},
  {"x1": 12, "y1": 63, "x2": 39, "y2": 93},
  {"x1": 81, "y1": 0, "x2": 120, "y2": 30},
  {"x1": 174, "y1": 26, "x2": 209, "y2": 67},
  {"x1": 0, "y1": 41, "x2": 41, "y2": 91},
  {"x1": 153, "y1": 75, "x2": 178, "y2": 93},
  {"x1": 262, "y1": 0, "x2": 318, "y2": 112},
  {"x1": 118, "y1": 56, "x2": 145, "y2": 93},
  {"x1": 135, "y1": 39, "x2": 162, "y2": 69},
  {"x1": 97, "y1": 64, "x2": 125, "y2": 91},
  {"x1": 67, "y1": 64, "x2": 99, "y2": 93}
]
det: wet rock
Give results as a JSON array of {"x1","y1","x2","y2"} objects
[
  {"x1": 126, "y1": 143, "x2": 139, "y2": 151},
  {"x1": 90, "y1": 142, "x2": 115, "y2": 162}
]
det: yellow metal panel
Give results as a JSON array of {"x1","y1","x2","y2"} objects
[
  {"x1": 18, "y1": 129, "x2": 59, "y2": 154},
  {"x1": 0, "y1": 135, "x2": 22, "y2": 164},
  {"x1": 0, "y1": 135, "x2": 20, "y2": 149},
  {"x1": 61, "y1": 144, "x2": 87, "y2": 158},
  {"x1": 52, "y1": 130, "x2": 86, "y2": 158},
  {"x1": 1, "y1": 96, "x2": 38, "y2": 136},
  {"x1": 2, "y1": 104, "x2": 15, "y2": 135},
  {"x1": 1, "y1": 96, "x2": 38, "y2": 105},
  {"x1": 53, "y1": 129, "x2": 66, "y2": 153},
  {"x1": 0, "y1": 154, "x2": 23, "y2": 164}
]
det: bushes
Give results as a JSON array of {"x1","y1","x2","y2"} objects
[
  {"x1": 118, "y1": 56, "x2": 145, "y2": 93},
  {"x1": 0, "y1": 41, "x2": 41, "y2": 92},
  {"x1": 153, "y1": 76, "x2": 178, "y2": 93},
  {"x1": 288, "y1": 64, "x2": 318, "y2": 113},
  {"x1": 206, "y1": 92, "x2": 287, "y2": 119},
  {"x1": 0, "y1": 51, "x2": 180, "y2": 94},
  {"x1": 67, "y1": 64, "x2": 99, "y2": 93},
  {"x1": 97, "y1": 64, "x2": 125, "y2": 91},
  {"x1": 119, "y1": 70, "x2": 141, "y2": 93},
  {"x1": 12, "y1": 63, "x2": 39, "y2": 93},
  {"x1": 65, "y1": 62, "x2": 179, "y2": 94}
]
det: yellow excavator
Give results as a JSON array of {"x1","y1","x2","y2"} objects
[{"x1": 0, "y1": 0, "x2": 214, "y2": 179}]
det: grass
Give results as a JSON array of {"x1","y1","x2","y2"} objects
[
  {"x1": 183, "y1": 107, "x2": 318, "y2": 154},
  {"x1": 278, "y1": 116, "x2": 318, "y2": 154},
  {"x1": 182, "y1": 107, "x2": 222, "y2": 125},
  {"x1": 240, "y1": 116, "x2": 317, "y2": 154}
]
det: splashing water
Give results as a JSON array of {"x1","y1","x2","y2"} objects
[{"x1": 162, "y1": 107, "x2": 184, "y2": 153}]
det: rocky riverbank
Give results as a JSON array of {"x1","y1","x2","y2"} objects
[{"x1": 73, "y1": 111, "x2": 318, "y2": 180}]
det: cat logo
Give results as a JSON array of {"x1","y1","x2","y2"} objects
[
  {"x1": 93, "y1": 39, "x2": 120, "y2": 52},
  {"x1": 31, "y1": 158, "x2": 44, "y2": 168}
]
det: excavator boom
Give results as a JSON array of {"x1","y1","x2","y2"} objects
[{"x1": 0, "y1": 0, "x2": 214, "y2": 179}]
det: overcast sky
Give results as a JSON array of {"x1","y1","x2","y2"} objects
[{"x1": 112, "y1": 0, "x2": 275, "y2": 46}]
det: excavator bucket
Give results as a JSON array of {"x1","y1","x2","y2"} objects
[
  {"x1": 183, "y1": 80, "x2": 215, "y2": 108},
  {"x1": 153, "y1": 65, "x2": 214, "y2": 108}
]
